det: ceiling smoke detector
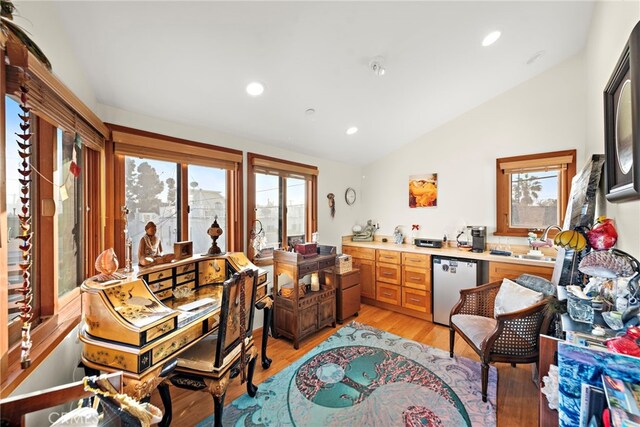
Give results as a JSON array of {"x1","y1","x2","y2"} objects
[{"x1": 370, "y1": 59, "x2": 386, "y2": 76}]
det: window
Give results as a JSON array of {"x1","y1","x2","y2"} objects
[
  {"x1": 111, "y1": 125, "x2": 243, "y2": 260},
  {"x1": 188, "y1": 165, "x2": 227, "y2": 254},
  {"x1": 55, "y1": 129, "x2": 83, "y2": 297},
  {"x1": 2, "y1": 39, "x2": 106, "y2": 393},
  {"x1": 125, "y1": 157, "x2": 179, "y2": 265},
  {"x1": 247, "y1": 153, "x2": 318, "y2": 263},
  {"x1": 496, "y1": 150, "x2": 576, "y2": 236},
  {"x1": 5, "y1": 96, "x2": 29, "y2": 346}
]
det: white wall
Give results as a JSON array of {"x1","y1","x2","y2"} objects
[
  {"x1": 360, "y1": 54, "x2": 587, "y2": 246},
  {"x1": 13, "y1": 1, "x2": 99, "y2": 112},
  {"x1": 584, "y1": 2, "x2": 640, "y2": 256}
]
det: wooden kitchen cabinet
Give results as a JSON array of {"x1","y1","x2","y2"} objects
[
  {"x1": 489, "y1": 261, "x2": 553, "y2": 282},
  {"x1": 343, "y1": 246, "x2": 376, "y2": 299},
  {"x1": 376, "y1": 262, "x2": 402, "y2": 285}
]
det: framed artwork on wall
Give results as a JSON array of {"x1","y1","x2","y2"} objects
[
  {"x1": 604, "y1": 21, "x2": 640, "y2": 202},
  {"x1": 409, "y1": 173, "x2": 438, "y2": 208}
]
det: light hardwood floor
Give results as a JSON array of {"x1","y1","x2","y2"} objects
[{"x1": 151, "y1": 304, "x2": 538, "y2": 426}]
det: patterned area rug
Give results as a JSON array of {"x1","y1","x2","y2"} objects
[{"x1": 200, "y1": 322, "x2": 497, "y2": 426}]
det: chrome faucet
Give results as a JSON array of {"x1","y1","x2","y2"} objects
[{"x1": 537, "y1": 225, "x2": 562, "y2": 248}]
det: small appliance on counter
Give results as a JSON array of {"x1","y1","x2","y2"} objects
[
  {"x1": 414, "y1": 238, "x2": 443, "y2": 248},
  {"x1": 471, "y1": 226, "x2": 486, "y2": 253}
]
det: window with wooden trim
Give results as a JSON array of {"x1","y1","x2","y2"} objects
[
  {"x1": 110, "y1": 125, "x2": 243, "y2": 260},
  {"x1": 2, "y1": 37, "x2": 106, "y2": 392},
  {"x1": 247, "y1": 153, "x2": 318, "y2": 263},
  {"x1": 4, "y1": 102, "x2": 101, "y2": 348},
  {"x1": 495, "y1": 150, "x2": 576, "y2": 236}
]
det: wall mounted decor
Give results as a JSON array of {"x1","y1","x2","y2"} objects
[
  {"x1": 327, "y1": 193, "x2": 335, "y2": 218},
  {"x1": 409, "y1": 174, "x2": 437, "y2": 208},
  {"x1": 604, "y1": 21, "x2": 640, "y2": 202}
]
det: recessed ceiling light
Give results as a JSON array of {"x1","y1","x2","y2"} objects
[
  {"x1": 346, "y1": 126, "x2": 358, "y2": 135},
  {"x1": 305, "y1": 108, "x2": 316, "y2": 115},
  {"x1": 246, "y1": 82, "x2": 264, "y2": 96},
  {"x1": 482, "y1": 31, "x2": 501, "y2": 47}
]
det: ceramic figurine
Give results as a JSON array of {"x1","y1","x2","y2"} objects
[
  {"x1": 138, "y1": 221, "x2": 174, "y2": 266},
  {"x1": 393, "y1": 226, "x2": 404, "y2": 244}
]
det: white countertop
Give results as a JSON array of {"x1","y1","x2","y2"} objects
[{"x1": 342, "y1": 240, "x2": 556, "y2": 268}]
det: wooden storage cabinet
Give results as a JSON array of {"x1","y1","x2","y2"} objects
[
  {"x1": 489, "y1": 261, "x2": 553, "y2": 282},
  {"x1": 402, "y1": 253, "x2": 429, "y2": 268},
  {"x1": 377, "y1": 263, "x2": 401, "y2": 285},
  {"x1": 273, "y1": 250, "x2": 337, "y2": 349},
  {"x1": 402, "y1": 288, "x2": 430, "y2": 313},
  {"x1": 377, "y1": 250, "x2": 401, "y2": 265},
  {"x1": 344, "y1": 246, "x2": 376, "y2": 299},
  {"x1": 377, "y1": 283, "x2": 401, "y2": 305},
  {"x1": 402, "y1": 266, "x2": 430, "y2": 290}
]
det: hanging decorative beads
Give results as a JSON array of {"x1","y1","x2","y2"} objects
[{"x1": 16, "y1": 74, "x2": 33, "y2": 369}]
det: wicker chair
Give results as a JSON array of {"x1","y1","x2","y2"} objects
[{"x1": 449, "y1": 275, "x2": 554, "y2": 402}]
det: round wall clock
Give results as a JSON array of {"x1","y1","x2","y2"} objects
[{"x1": 345, "y1": 187, "x2": 356, "y2": 205}]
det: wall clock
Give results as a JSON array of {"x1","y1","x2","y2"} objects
[{"x1": 345, "y1": 187, "x2": 356, "y2": 205}]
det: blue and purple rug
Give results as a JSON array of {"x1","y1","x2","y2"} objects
[{"x1": 201, "y1": 322, "x2": 497, "y2": 426}]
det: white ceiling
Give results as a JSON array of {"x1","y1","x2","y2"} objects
[{"x1": 49, "y1": 1, "x2": 594, "y2": 165}]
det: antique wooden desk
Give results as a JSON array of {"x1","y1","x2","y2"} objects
[
  {"x1": 272, "y1": 250, "x2": 337, "y2": 349},
  {"x1": 79, "y1": 253, "x2": 269, "y2": 422}
]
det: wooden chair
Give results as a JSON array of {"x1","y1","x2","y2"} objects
[
  {"x1": 0, "y1": 372, "x2": 123, "y2": 427},
  {"x1": 449, "y1": 275, "x2": 554, "y2": 402},
  {"x1": 166, "y1": 269, "x2": 259, "y2": 427}
]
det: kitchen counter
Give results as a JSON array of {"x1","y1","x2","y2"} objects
[{"x1": 342, "y1": 240, "x2": 556, "y2": 268}]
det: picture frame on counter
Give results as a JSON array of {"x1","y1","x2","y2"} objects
[
  {"x1": 174, "y1": 240, "x2": 193, "y2": 260},
  {"x1": 604, "y1": 21, "x2": 640, "y2": 202}
]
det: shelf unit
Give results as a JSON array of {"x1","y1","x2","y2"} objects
[{"x1": 272, "y1": 250, "x2": 337, "y2": 349}]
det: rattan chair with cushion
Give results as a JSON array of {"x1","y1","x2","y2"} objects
[{"x1": 449, "y1": 274, "x2": 555, "y2": 402}]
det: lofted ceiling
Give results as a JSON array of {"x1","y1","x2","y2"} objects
[{"x1": 46, "y1": 1, "x2": 594, "y2": 165}]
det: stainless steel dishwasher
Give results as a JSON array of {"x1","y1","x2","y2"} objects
[{"x1": 432, "y1": 256, "x2": 483, "y2": 325}]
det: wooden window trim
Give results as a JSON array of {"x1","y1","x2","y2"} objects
[
  {"x1": 1, "y1": 293, "x2": 81, "y2": 397},
  {"x1": 495, "y1": 149, "x2": 576, "y2": 237},
  {"x1": 0, "y1": 35, "x2": 108, "y2": 392},
  {"x1": 247, "y1": 153, "x2": 318, "y2": 263},
  {"x1": 109, "y1": 125, "x2": 244, "y2": 261}
]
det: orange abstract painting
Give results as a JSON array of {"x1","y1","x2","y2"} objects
[{"x1": 409, "y1": 174, "x2": 438, "y2": 208}]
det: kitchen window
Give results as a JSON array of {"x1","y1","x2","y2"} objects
[
  {"x1": 247, "y1": 153, "x2": 318, "y2": 263},
  {"x1": 495, "y1": 150, "x2": 576, "y2": 237}
]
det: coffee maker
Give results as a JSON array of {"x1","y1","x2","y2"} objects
[{"x1": 471, "y1": 226, "x2": 486, "y2": 253}]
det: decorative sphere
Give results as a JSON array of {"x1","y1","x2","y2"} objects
[{"x1": 352, "y1": 225, "x2": 362, "y2": 233}]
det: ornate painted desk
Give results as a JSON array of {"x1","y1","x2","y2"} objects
[{"x1": 79, "y1": 253, "x2": 269, "y2": 408}]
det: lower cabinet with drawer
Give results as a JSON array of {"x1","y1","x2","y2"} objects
[{"x1": 377, "y1": 283, "x2": 401, "y2": 305}]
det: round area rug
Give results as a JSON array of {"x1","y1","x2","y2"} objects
[{"x1": 290, "y1": 345, "x2": 470, "y2": 426}]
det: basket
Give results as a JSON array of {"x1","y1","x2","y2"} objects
[{"x1": 335, "y1": 255, "x2": 352, "y2": 274}]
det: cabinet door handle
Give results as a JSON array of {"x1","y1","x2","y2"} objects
[
  {"x1": 382, "y1": 272, "x2": 393, "y2": 276},
  {"x1": 383, "y1": 292, "x2": 392, "y2": 297},
  {"x1": 409, "y1": 298, "x2": 421, "y2": 303},
  {"x1": 409, "y1": 258, "x2": 422, "y2": 262},
  {"x1": 410, "y1": 276, "x2": 422, "y2": 281}
]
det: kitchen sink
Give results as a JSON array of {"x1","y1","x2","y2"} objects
[{"x1": 511, "y1": 254, "x2": 556, "y2": 262}]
